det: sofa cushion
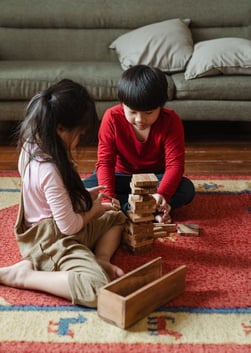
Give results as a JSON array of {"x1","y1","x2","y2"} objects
[
  {"x1": 0, "y1": 61, "x2": 175, "y2": 102},
  {"x1": 109, "y1": 19, "x2": 193, "y2": 72},
  {"x1": 0, "y1": 61, "x2": 124, "y2": 101},
  {"x1": 185, "y1": 38, "x2": 251, "y2": 80},
  {"x1": 172, "y1": 73, "x2": 251, "y2": 100}
]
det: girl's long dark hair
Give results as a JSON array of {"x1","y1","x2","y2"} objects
[{"x1": 18, "y1": 79, "x2": 99, "y2": 212}]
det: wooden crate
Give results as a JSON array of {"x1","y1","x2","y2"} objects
[{"x1": 97, "y1": 257, "x2": 186, "y2": 329}]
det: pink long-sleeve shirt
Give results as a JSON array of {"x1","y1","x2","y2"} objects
[
  {"x1": 18, "y1": 146, "x2": 83, "y2": 235},
  {"x1": 96, "y1": 104, "x2": 185, "y2": 202}
]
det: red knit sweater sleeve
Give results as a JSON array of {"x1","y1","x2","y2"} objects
[
  {"x1": 156, "y1": 110, "x2": 185, "y2": 201},
  {"x1": 96, "y1": 108, "x2": 118, "y2": 198}
]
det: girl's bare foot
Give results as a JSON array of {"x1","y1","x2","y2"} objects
[
  {"x1": 0, "y1": 260, "x2": 33, "y2": 288},
  {"x1": 96, "y1": 258, "x2": 124, "y2": 281}
]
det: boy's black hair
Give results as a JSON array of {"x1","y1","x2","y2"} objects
[{"x1": 117, "y1": 65, "x2": 168, "y2": 111}]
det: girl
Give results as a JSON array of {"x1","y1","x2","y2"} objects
[
  {"x1": 0, "y1": 79, "x2": 126, "y2": 307},
  {"x1": 84, "y1": 65, "x2": 195, "y2": 223}
]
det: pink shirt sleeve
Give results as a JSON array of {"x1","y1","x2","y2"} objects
[{"x1": 41, "y1": 165, "x2": 84, "y2": 235}]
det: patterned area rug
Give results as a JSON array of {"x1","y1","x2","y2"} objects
[{"x1": 0, "y1": 173, "x2": 250, "y2": 353}]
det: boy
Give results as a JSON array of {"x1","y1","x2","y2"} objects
[{"x1": 84, "y1": 65, "x2": 195, "y2": 223}]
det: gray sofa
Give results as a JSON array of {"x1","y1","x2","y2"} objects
[{"x1": 0, "y1": 0, "x2": 250, "y2": 122}]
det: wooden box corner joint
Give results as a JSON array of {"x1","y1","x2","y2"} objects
[{"x1": 97, "y1": 257, "x2": 186, "y2": 329}]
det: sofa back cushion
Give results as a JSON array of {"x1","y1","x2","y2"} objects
[{"x1": 0, "y1": 0, "x2": 250, "y2": 61}]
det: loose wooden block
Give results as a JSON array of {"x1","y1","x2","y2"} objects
[
  {"x1": 177, "y1": 223, "x2": 200, "y2": 236},
  {"x1": 153, "y1": 223, "x2": 177, "y2": 233},
  {"x1": 98, "y1": 257, "x2": 186, "y2": 329},
  {"x1": 153, "y1": 223, "x2": 177, "y2": 238},
  {"x1": 131, "y1": 173, "x2": 159, "y2": 187}
]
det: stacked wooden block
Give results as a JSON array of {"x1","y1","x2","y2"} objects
[
  {"x1": 123, "y1": 174, "x2": 158, "y2": 253},
  {"x1": 122, "y1": 173, "x2": 200, "y2": 253}
]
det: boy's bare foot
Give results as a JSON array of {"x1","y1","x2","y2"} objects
[
  {"x1": 96, "y1": 258, "x2": 124, "y2": 280},
  {"x1": 0, "y1": 260, "x2": 33, "y2": 288}
]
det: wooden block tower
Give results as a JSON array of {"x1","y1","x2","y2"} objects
[{"x1": 123, "y1": 173, "x2": 158, "y2": 253}]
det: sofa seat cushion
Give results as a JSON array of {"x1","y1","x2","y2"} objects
[
  {"x1": 171, "y1": 73, "x2": 251, "y2": 100},
  {"x1": 0, "y1": 61, "x2": 124, "y2": 101}
]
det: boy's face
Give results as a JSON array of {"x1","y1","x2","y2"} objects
[{"x1": 123, "y1": 104, "x2": 161, "y2": 131}]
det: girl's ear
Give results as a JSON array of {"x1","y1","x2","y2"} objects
[
  {"x1": 56, "y1": 125, "x2": 66, "y2": 140},
  {"x1": 56, "y1": 124, "x2": 64, "y2": 132},
  {"x1": 56, "y1": 124, "x2": 66, "y2": 135}
]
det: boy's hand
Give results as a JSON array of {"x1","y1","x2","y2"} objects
[{"x1": 152, "y1": 193, "x2": 172, "y2": 223}]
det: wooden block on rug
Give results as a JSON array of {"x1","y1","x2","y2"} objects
[
  {"x1": 97, "y1": 257, "x2": 186, "y2": 329},
  {"x1": 153, "y1": 223, "x2": 177, "y2": 237},
  {"x1": 177, "y1": 224, "x2": 200, "y2": 236}
]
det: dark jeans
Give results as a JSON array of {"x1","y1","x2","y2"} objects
[{"x1": 83, "y1": 172, "x2": 195, "y2": 211}]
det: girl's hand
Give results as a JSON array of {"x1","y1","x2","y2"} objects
[
  {"x1": 87, "y1": 185, "x2": 107, "y2": 201},
  {"x1": 87, "y1": 186, "x2": 121, "y2": 211},
  {"x1": 82, "y1": 193, "x2": 121, "y2": 225},
  {"x1": 98, "y1": 193, "x2": 121, "y2": 211},
  {"x1": 151, "y1": 193, "x2": 172, "y2": 223},
  {"x1": 92, "y1": 193, "x2": 121, "y2": 217}
]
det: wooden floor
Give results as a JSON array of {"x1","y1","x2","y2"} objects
[{"x1": 0, "y1": 121, "x2": 251, "y2": 175}]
